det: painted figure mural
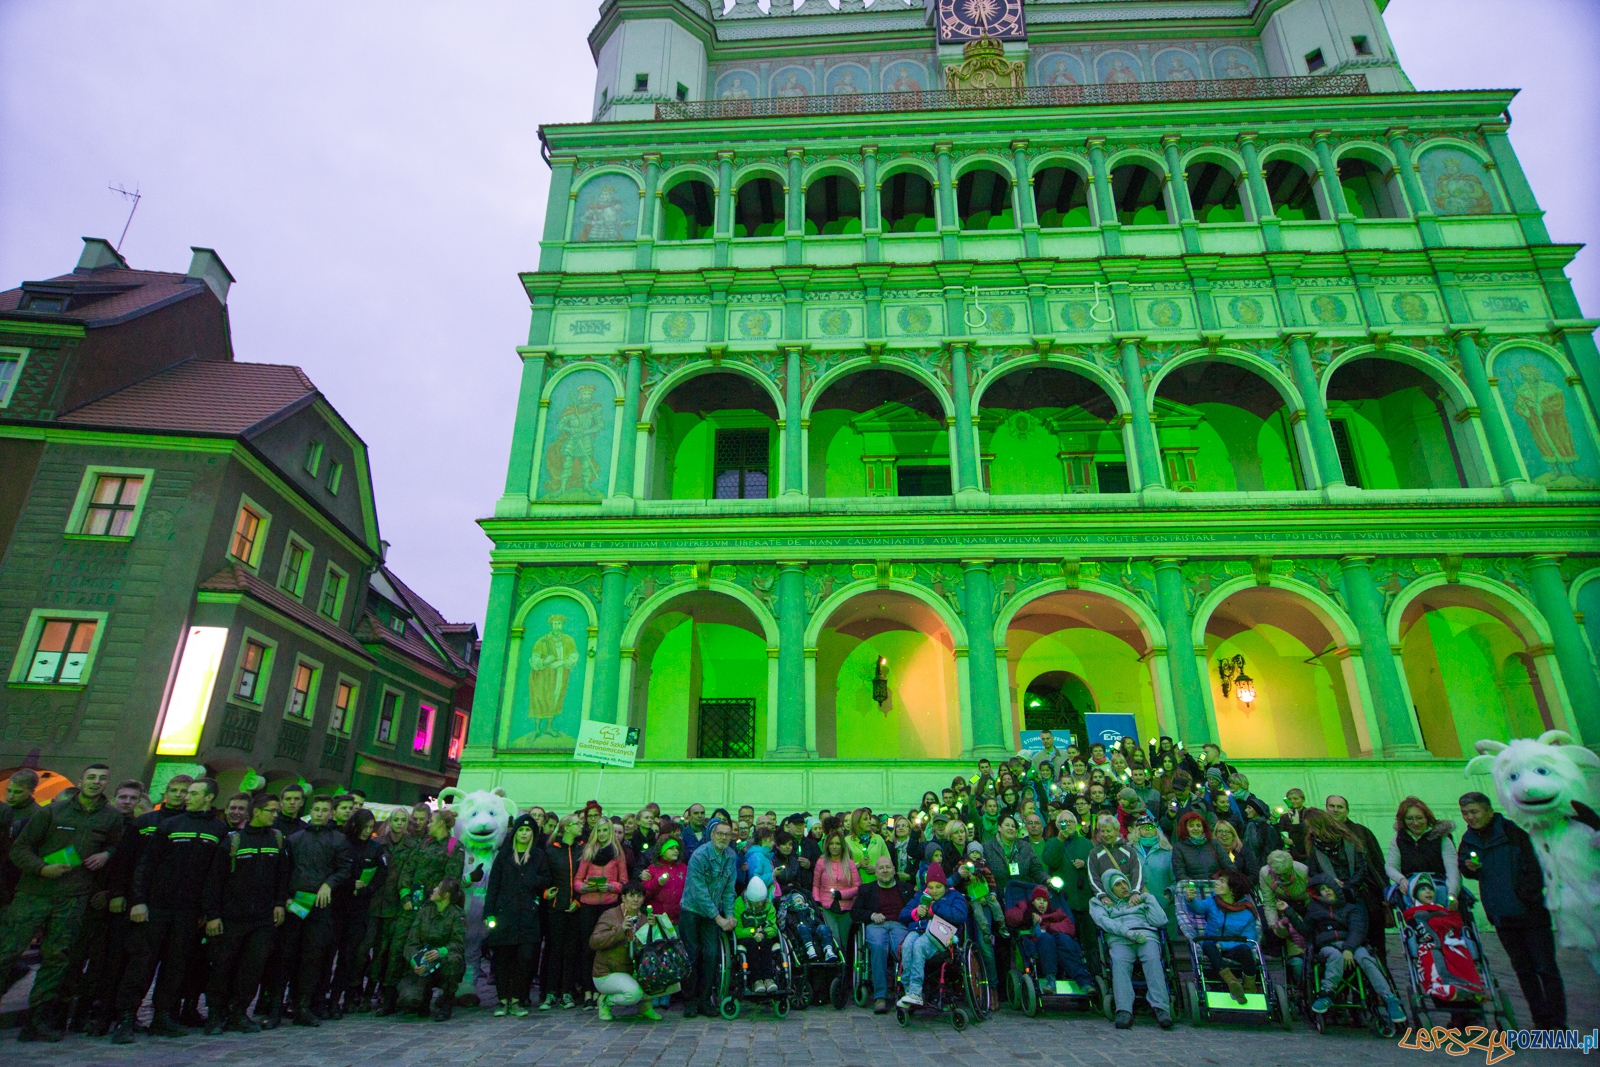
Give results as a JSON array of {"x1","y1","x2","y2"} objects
[
  {"x1": 526, "y1": 614, "x2": 579, "y2": 740},
  {"x1": 1101, "y1": 56, "x2": 1141, "y2": 84},
  {"x1": 1040, "y1": 55, "x2": 1080, "y2": 85},
  {"x1": 538, "y1": 370, "x2": 616, "y2": 501},
  {"x1": 884, "y1": 62, "x2": 926, "y2": 92},
  {"x1": 507, "y1": 595, "x2": 590, "y2": 749},
  {"x1": 1419, "y1": 149, "x2": 1501, "y2": 216},
  {"x1": 570, "y1": 174, "x2": 639, "y2": 242},
  {"x1": 1496, "y1": 349, "x2": 1600, "y2": 489}
]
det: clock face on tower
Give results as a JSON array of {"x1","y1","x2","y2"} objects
[{"x1": 935, "y1": 0, "x2": 1026, "y2": 43}]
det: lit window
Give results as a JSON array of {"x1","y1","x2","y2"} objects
[
  {"x1": 330, "y1": 679, "x2": 356, "y2": 735},
  {"x1": 304, "y1": 440, "x2": 323, "y2": 477},
  {"x1": 236, "y1": 640, "x2": 268, "y2": 701},
  {"x1": 25, "y1": 618, "x2": 97, "y2": 684},
  {"x1": 230, "y1": 505, "x2": 263, "y2": 563},
  {"x1": 326, "y1": 461, "x2": 343, "y2": 495},
  {"x1": 319, "y1": 566, "x2": 347, "y2": 621},
  {"x1": 80, "y1": 474, "x2": 144, "y2": 536},
  {"x1": 280, "y1": 538, "x2": 310, "y2": 597},
  {"x1": 287, "y1": 661, "x2": 316, "y2": 719},
  {"x1": 0, "y1": 348, "x2": 25, "y2": 407},
  {"x1": 376, "y1": 690, "x2": 400, "y2": 744},
  {"x1": 414, "y1": 703, "x2": 437, "y2": 755},
  {"x1": 448, "y1": 709, "x2": 468, "y2": 761}
]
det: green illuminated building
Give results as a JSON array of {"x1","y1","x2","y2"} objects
[{"x1": 461, "y1": 0, "x2": 1600, "y2": 821}]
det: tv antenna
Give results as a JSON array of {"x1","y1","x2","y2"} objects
[{"x1": 109, "y1": 183, "x2": 141, "y2": 251}]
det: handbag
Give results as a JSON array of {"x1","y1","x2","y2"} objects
[
  {"x1": 632, "y1": 918, "x2": 692, "y2": 997},
  {"x1": 927, "y1": 914, "x2": 958, "y2": 948}
]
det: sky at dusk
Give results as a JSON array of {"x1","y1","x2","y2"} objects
[{"x1": 2, "y1": 0, "x2": 1597, "y2": 628}]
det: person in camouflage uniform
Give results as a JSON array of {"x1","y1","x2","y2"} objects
[
  {"x1": 352, "y1": 808, "x2": 411, "y2": 1011},
  {"x1": 0, "y1": 763, "x2": 123, "y2": 1041},
  {"x1": 399, "y1": 876, "x2": 465, "y2": 1021},
  {"x1": 377, "y1": 807, "x2": 462, "y2": 1015}
]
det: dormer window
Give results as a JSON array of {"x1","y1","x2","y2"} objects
[
  {"x1": 1352, "y1": 35, "x2": 1372, "y2": 56},
  {"x1": 676, "y1": 82, "x2": 689, "y2": 102},
  {"x1": 1305, "y1": 48, "x2": 1326, "y2": 72},
  {"x1": 23, "y1": 296, "x2": 65, "y2": 312},
  {"x1": 634, "y1": 73, "x2": 649, "y2": 92},
  {"x1": 390, "y1": 614, "x2": 406, "y2": 635},
  {"x1": 304, "y1": 440, "x2": 323, "y2": 477}
]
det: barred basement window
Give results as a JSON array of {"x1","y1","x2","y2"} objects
[
  {"x1": 80, "y1": 474, "x2": 144, "y2": 536},
  {"x1": 713, "y1": 428, "x2": 769, "y2": 499},
  {"x1": 697, "y1": 698, "x2": 755, "y2": 759},
  {"x1": 1329, "y1": 418, "x2": 1364, "y2": 488}
]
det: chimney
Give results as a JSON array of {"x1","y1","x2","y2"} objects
[
  {"x1": 76, "y1": 237, "x2": 128, "y2": 272},
  {"x1": 186, "y1": 247, "x2": 235, "y2": 304}
]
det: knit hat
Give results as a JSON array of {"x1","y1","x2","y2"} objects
[
  {"x1": 965, "y1": 841, "x2": 984, "y2": 857},
  {"x1": 804, "y1": 816, "x2": 822, "y2": 835},
  {"x1": 925, "y1": 863, "x2": 948, "y2": 887},
  {"x1": 511, "y1": 812, "x2": 539, "y2": 835},
  {"x1": 1133, "y1": 813, "x2": 1156, "y2": 827},
  {"x1": 1030, "y1": 885, "x2": 1050, "y2": 903},
  {"x1": 1102, "y1": 870, "x2": 1130, "y2": 895},
  {"x1": 1408, "y1": 873, "x2": 1437, "y2": 897},
  {"x1": 745, "y1": 876, "x2": 768, "y2": 902}
]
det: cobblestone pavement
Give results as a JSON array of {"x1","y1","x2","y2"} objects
[{"x1": 2, "y1": 938, "x2": 1591, "y2": 1065}]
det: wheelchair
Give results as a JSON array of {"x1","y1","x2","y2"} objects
[
  {"x1": 999, "y1": 881, "x2": 1107, "y2": 1018},
  {"x1": 1094, "y1": 922, "x2": 1180, "y2": 1023},
  {"x1": 1182, "y1": 935, "x2": 1292, "y2": 1031},
  {"x1": 713, "y1": 926, "x2": 795, "y2": 1020},
  {"x1": 893, "y1": 929, "x2": 987, "y2": 1031},
  {"x1": 779, "y1": 909, "x2": 848, "y2": 1011},
  {"x1": 1304, "y1": 942, "x2": 1404, "y2": 1038},
  {"x1": 850, "y1": 922, "x2": 872, "y2": 1008}
]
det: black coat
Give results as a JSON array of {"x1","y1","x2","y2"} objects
[{"x1": 486, "y1": 842, "x2": 552, "y2": 946}]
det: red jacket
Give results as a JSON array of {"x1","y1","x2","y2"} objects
[
  {"x1": 643, "y1": 860, "x2": 687, "y2": 921},
  {"x1": 574, "y1": 853, "x2": 628, "y2": 906},
  {"x1": 1005, "y1": 899, "x2": 1077, "y2": 938}
]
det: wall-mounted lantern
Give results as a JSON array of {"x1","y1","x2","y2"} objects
[
  {"x1": 1218, "y1": 653, "x2": 1256, "y2": 706},
  {"x1": 872, "y1": 655, "x2": 890, "y2": 711}
]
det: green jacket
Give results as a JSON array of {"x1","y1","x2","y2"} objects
[
  {"x1": 1040, "y1": 832, "x2": 1095, "y2": 911},
  {"x1": 10, "y1": 789, "x2": 123, "y2": 899},
  {"x1": 374, "y1": 836, "x2": 415, "y2": 918},
  {"x1": 398, "y1": 835, "x2": 464, "y2": 906},
  {"x1": 733, "y1": 896, "x2": 779, "y2": 940},
  {"x1": 403, "y1": 900, "x2": 465, "y2": 963}
]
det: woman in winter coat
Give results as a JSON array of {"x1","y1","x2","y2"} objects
[
  {"x1": 539, "y1": 815, "x2": 585, "y2": 1010},
  {"x1": 1183, "y1": 869, "x2": 1261, "y2": 1004},
  {"x1": 1211, "y1": 819, "x2": 1258, "y2": 881},
  {"x1": 574, "y1": 819, "x2": 629, "y2": 1008},
  {"x1": 1384, "y1": 796, "x2": 1460, "y2": 902},
  {"x1": 1127, "y1": 816, "x2": 1179, "y2": 942},
  {"x1": 1170, "y1": 811, "x2": 1233, "y2": 884},
  {"x1": 981, "y1": 814, "x2": 1046, "y2": 889},
  {"x1": 642, "y1": 836, "x2": 687, "y2": 921},
  {"x1": 812, "y1": 830, "x2": 860, "y2": 949},
  {"x1": 485, "y1": 813, "x2": 552, "y2": 1016}
]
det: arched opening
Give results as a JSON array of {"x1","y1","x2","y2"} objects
[
  {"x1": 816, "y1": 591, "x2": 959, "y2": 759},
  {"x1": 1154, "y1": 361, "x2": 1303, "y2": 491},
  {"x1": 804, "y1": 174, "x2": 862, "y2": 235},
  {"x1": 1325, "y1": 358, "x2": 1469, "y2": 489},
  {"x1": 1187, "y1": 160, "x2": 1246, "y2": 223},
  {"x1": 978, "y1": 365, "x2": 1126, "y2": 494},
  {"x1": 1399, "y1": 585, "x2": 1555, "y2": 758},
  {"x1": 662, "y1": 177, "x2": 715, "y2": 240},
  {"x1": 957, "y1": 167, "x2": 1014, "y2": 231},
  {"x1": 807, "y1": 369, "x2": 948, "y2": 497},
  {"x1": 881, "y1": 171, "x2": 937, "y2": 232},
  {"x1": 1263, "y1": 158, "x2": 1324, "y2": 221},
  {"x1": 1576, "y1": 577, "x2": 1600, "y2": 671},
  {"x1": 733, "y1": 177, "x2": 785, "y2": 237},
  {"x1": 631, "y1": 591, "x2": 770, "y2": 760},
  {"x1": 1204, "y1": 586, "x2": 1364, "y2": 758},
  {"x1": 1034, "y1": 166, "x2": 1093, "y2": 228},
  {"x1": 1007, "y1": 590, "x2": 1159, "y2": 751},
  {"x1": 1110, "y1": 163, "x2": 1170, "y2": 225},
  {"x1": 649, "y1": 372, "x2": 779, "y2": 500},
  {"x1": 1338, "y1": 156, "x2": 1405, "y2": 219}
]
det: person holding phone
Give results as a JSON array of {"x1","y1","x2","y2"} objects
[{"x1": 573, "y1": 819, "x2": 627, "y2": 1009}]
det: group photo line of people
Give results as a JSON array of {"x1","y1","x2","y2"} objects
[{"x1": 0, "y1": 730, "x2": 1584, "y2": 1043}]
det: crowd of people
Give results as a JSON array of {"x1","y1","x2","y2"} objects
[{"x1": 0, "y1": 731, "x2": 1573, "y2": 1041}]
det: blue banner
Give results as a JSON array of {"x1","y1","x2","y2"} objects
[
  {"x1": 1019, "y1": 729, "x2": 1073, "y2": 755},
  {"x1": 1083, "y1": 713, "x2": 1139, "y2": 750}
]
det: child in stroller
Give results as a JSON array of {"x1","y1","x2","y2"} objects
[
  {"x1": 1401, "y1": 874, "x2": 1486, "y2": 1006},
  {"x1": 777, "y1": 888, "x2": 840, "y2": 964},
  {"x1": 734, "y1": 877, "x2": 783, "y2": 995},
  {"x1": 1004, "y1": 885, "x2": 1093, "y2": 987}
]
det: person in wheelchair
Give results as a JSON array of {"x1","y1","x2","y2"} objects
[
  {"x1": 1291, "y1": 874, "x2": 1407, "y2": 1025},
  {"x1": 1183, "y1": 869, "x2": 1261, "y2": 1005},
  {"x1": 777, "y1": 886, "x2": 838, "y2": 964},
  {"x1": 1090, "y1": 869, "x2": 1174, "y2": 1029},
  {"x1": 734, "y1": 877, "x2": 782, "y2": 995},
  {"x1": 894, "y1": 863, "x2": 968, "y2": 1009},
  {"x1": 852, "y1": 856, "x2": 909, "y2": 1013},
  {"x1": 1004, "y1": 886, "x2": 1092, "y2": 989}
]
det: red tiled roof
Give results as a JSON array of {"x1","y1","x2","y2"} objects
[
  {"x1": 199, "y1": 564, "x2": 373, "y2": 660},
  {"x1": 0, "y1": 268, "x2": 210, "y2": 326},
  {"x1": 362, "y1": 567, "x2": 476, "y2": 678},
  {"x1": 57, "y1": 359, "x2": 316, "y2": 435}
]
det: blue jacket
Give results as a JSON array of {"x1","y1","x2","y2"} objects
[
  {"x1": 680, "y1": 824, "x2": 710, "y2": 860},
  {"x1": 899, "y1": 887, "x2": 969, "y2": 935},
  {"x1": 744, "y1": 843, "x2": 775, "y2": 891},
  {"x1": 1458, "y1": 814, "x2": 1546, "y2": 926},
  {"x1": 1184, "y1": 894, "x2": 1258, "y2": 945},
  {"x1": 681, "y1": 841, "x2": 738, "y2": 920}
]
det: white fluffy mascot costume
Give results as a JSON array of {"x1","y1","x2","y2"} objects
[
  {"x1": 1466, "y1": 730, "x2": 1600, "y2": 975},
  {"x1": 441, "y1": 787, "x2": 517, "y2": 1003}
]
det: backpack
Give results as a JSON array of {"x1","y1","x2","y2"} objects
[{"x1": 632, "y1": 922, "x2": 692, "y2": 996}]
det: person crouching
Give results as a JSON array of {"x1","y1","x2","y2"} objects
[
  {"x1": 399, "y1": 878, "x2": 465, "y2": 1021},
  {"x1": 589, "y1": 881, "x2": 665, "y2": 1021}
]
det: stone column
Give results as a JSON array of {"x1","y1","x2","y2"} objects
[
  {"x1": 936, "y1": 142, "x2": 958, "y2": 260},
  {"x1": 1152, "y1": 558, "x2": 1212, "y2": 744},
  {"x1": 1339, "y1": 557, "x2": 1426, "y2": 756},
  {"x1": 495, "y1": 348, "x2": 547, "y2": 516},
  {"x1": 714, "y1": 149, "x2": 734, "y2": 268},
  {"x1": 1237, "y1": 133, "x2": 1282, "y2": 252},
  {"x1": 610, "y1": 350, "x2": 643, "y2": 500},
  {"x1": 962, "y1": 561, "x2": 1009, "y2": 757},
  {"x1": 636, "y1": 153, "x2": 661, "y2": 269},
  {"x1": 783, "y1": 345, "x2": 805, "y2": 496},
  {"x1": 1162, "y1": 134, "x2": 1200, "y2": 254},
  {"x1": 1313, "y1": 130, "x2": 1358, "y2": 249},
  {"x1": 1478, "y1": 121, "x2": 1552, "y2": 245},
  {"x1": 786, "y1": 147, "x2": 804, "y2": 265},
  {"x1": 465, "y1": 563, "x2": 518, "y2": 748},
  {"x1": 950, "y1": 341, "x2": 980, "y2": 493},
  {"x1": 590, "y1": 564, "x2": 630, "y2": 724},
  {"x1": 1526, "y1": 555, "x2": 1600, "y2": 744},
  {"x1": 539, "y1": 155, "x2": 576, "y2": 273},
  {"x1": 1282, "y1": 329, "x2": 1343, "y2": 489},
  {"x1": 774, "y1": 562, "x2": 809, "y2": 756},
  {"x1": 1115, "y1": 333, "x2": 1164, "y2": 490},
  {"x1": 1386, "y1": 127, "x2": 1441, "y2": 247},
  {"x1": 1012, "y1": 139, "x2": 1039, "y2": 258},
  {"x1": 1087, "y1": 136, "x2": 1121, "y2": 255},
  {"x1": 1452, "y1": 327, "x2": 1527, "y2": 487},
  {"x1": 863, "y1": 144, "x2": 880, "y2": 262}
]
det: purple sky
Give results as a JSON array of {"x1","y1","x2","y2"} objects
[{"x1": 2, "y1": 1, "x2": 1596, "y2": 628}]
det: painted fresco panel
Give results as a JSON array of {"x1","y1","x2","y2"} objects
[
  {"x1": 1210, "y1": 47, "x2": 1259, "y2": 79},
  {"x1": 1417, "y1": 147, "x2": 1503, "y2": 216},
  {"x1": 1050, "y1": 296, "x2": 1115, "y2": 334},
  {"x1": 825, "y1": 64, "x2": 869, "y2": 95},
  {"x1": 716, "y1": 69, "x2": 758, "y2": 101},
  {"x1": 1095, "y1": 51, "x2": 1144, "y2": 84},
  {"x1": 506, "y1": 594, "x2": 589, "y2": 750},
  {"x1": 552, "y1": 309, "x2": 626, "y2": 344},
  {"x1": 1300, "y1": 291, "x2": 1362, "y2": 328},
  {"x1": 882, "y1": 59, "x2": 931, "y2": 92},
  {"x1": 1464, "y1": 288, "x2": 1548, "y2": 322},
  {"x1": 970, "y1": 299, "x2": 1028, "y2": 335},
  {"x1": 1379, "y1": 289, "x2": 1443, "y2": 326},
  {"x1": 649, "y1": 309, "x2": 710, "y2": 344},
  {"x1": 806, "y1": 305, "x2": 866, "y2": 340},
  {"x1": 1034, "y1": 52, "x2": 1085, "y2": 86},
  {"x1": 1153, "y1": 49, "x2": 1201, "y2": 82},
  {"x1": 1135, "y1": 295, "x2": 1195, "y2": 332},
  {"x1": 1494, "y1": 347, "x2": 1600, "y2": 489},
  {"x1": 537, "y1": 368, "x2": 615, "y2": 502},
  {"x1": 885, "y1": 302, "x2": 945, "y2": 339},
  {"x1": 570, "y1": 173, "x2": 639, "y2": 243},
  {"x1": 771, "y1": 66, "x2": 814, "y2": 97},
  {"x1": 1215, "y1": 292, "x2": 1279, "y2": 330},
  {"x1": 730, "y1": 306, "x2": 783, "y2": 342}
]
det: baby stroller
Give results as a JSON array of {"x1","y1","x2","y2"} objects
[
  {"x1": 715, "y1": 926, "x2": 795, "y2": 1020},
  {"x1": 1173, "y1": 881, "x2": 1291, "y2": 1031},
  {"x1": 1388, "y1": 880, "x2": 1515, "y2": 1031},
  {"x1": 1000, "y1": 880, "x2": 1106, "y2": 1018},
  {"x1": 775, "y1": 891, "x2": 848, "y2": 1010},
  {"x1": 893, "y1": 923, "x2": 987, "y2": 1032}
]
